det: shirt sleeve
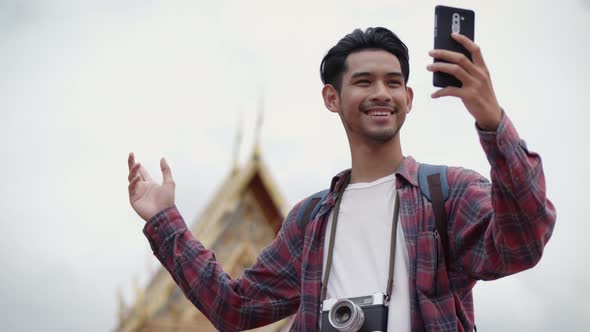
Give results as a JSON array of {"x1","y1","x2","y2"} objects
[
  {"x1": 446, "y1": 112, "x2": 556, "y2": 281},
  {"x1": 143, "y1": 202, "x2": 305, "y2": 331}
]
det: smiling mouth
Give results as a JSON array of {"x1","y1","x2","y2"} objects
[
  {"x1": 365, "y1": 110, "x2": 393, "y2": 116},
  {"x1": 361, "y1": 107, "x2": 396, "y2": 117}
]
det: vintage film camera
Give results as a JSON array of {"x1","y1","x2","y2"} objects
[{"x1": 320, "y1": 292, "x2": 388, "y2": 332}]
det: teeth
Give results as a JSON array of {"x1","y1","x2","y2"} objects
[{"x1": 368, "y1": 111, "x2": 391, "y2": 116}]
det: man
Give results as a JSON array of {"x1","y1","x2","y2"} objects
[{"x1": 127, "y1": 27, "x2": 555, "y2": 331}]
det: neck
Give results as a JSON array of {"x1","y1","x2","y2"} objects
[{"x1": 348, "y1": 136, "x2": 404, "y2": 184}]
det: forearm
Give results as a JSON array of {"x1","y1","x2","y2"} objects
[
  {"x1": 143, "y1": 206, "x2": 300, "y2": 330},
  {"x1": 143, "y1": 206, "x2": 240, "y2": 329},
  {"x1": 482, "y1": 112, "x2": 556, "y2": 264},
  {"x1": 451, "y1": 112, "x2": 556, "y2": 279}
]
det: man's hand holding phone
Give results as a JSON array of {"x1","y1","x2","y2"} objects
[{"x1": 428, "y1": 32, "x2": 502, "y2": 131}]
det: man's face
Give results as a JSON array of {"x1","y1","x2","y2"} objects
[{"x1": 323, "y1": 49, "x2": 413, "y2": 145}]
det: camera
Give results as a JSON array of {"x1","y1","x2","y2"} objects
[{"x1": 320, "y1": 293, "x2": 388, "y2": 332}]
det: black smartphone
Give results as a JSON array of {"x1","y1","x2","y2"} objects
[{"x1": 433, "y1": 5, "x2": 475, "y2": 88}]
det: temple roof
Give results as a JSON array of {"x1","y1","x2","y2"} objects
[{"x1": 115, "y1": 147, "x2": 291, "y2": 332}]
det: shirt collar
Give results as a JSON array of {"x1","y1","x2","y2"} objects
[
  {"x1": 313, "y1": 156, "x2": 419, "y2": 220},
  {"x1": 328, "y1": 156, "x2": 420, "y2": 194}
]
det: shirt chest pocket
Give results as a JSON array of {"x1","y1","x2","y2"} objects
[{"x1": 415, "y1": 231, "x2": 450, "y2": 296}]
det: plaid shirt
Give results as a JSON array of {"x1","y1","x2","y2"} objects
[{"x1": 144, "y1": 113, "x2": 555, "y2": 331}]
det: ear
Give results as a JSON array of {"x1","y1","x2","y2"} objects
[
  {"x1": 405, "y1": 86, "x2": 414, "y2": 113},
  {"x1": 322, "y1": 84, "x2": 340, "y2": 113}
]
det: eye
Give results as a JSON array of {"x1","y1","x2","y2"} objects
[
  {"x1": 355, "y1": 80, "x2": 371, "y2": 86},
  {"x1": 388, "y1": 80, "x2": 402, "y2": 87}
]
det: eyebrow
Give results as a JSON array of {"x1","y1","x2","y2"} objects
[{"x1": 350, "y1": 71, "x2": 403, "y2": 79}]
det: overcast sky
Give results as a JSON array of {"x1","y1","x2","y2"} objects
[{"x1": 1, "y1": 0, "x2": 589, "y2": 331}]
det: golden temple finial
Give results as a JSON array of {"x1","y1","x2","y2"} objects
[
  {"x1": 253, "y1": 89, "x2": 264, "y2": 160},
  {"x1": 232, "y1": 111, "x2": 243, "y2": 174}
]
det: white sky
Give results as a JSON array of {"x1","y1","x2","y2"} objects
[{"x1": 0, "y1": 0, "x2": 588, "y2": 331}]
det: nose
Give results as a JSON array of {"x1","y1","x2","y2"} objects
[{"x1": 369, "y1": 81, "x2": 391, "y2": 103}]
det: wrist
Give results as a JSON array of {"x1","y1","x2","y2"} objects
[
  {"x1": 143, "y1": 205, "x2": 176, "y2": 224},
  {"x1": 143, "y1": 205, "x2": 176, "y2": 223},
  {"x1": 476, "y1": 107, "x2": 503, "y2": 131}
]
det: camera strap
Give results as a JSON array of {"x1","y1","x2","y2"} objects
[{"x1": 320, "y1": 173, "x2": 400, "y2": 302}]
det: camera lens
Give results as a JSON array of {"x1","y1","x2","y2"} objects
[
  {"x1": 328, "y1": 299, "x2": 365, "y2": 332},
  {"x1": 335, "y1": 306, "x2": 351, "y2": 324}
]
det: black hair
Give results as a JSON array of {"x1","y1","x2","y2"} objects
[{"x1": 320, "y1": 27, "x2": 410, "y2": 91}]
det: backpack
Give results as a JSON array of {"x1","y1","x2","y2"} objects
[{"x1": 295, "y1": 164, "x2": 450, "y2": 268}]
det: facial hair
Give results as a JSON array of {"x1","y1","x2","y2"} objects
[{"x1": 358, "y1": 101, "x2": 402, "y2": 144}]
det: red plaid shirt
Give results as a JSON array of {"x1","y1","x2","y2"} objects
[{"x1": 144, "y1": 114, "x2": 555, "y2": 331}]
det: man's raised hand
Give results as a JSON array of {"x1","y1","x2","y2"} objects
[
  {"x1": 427, "y1": 33, "x2": 503, "y2": 131},
  {"x1": 127, "y1": 152, "x2": 176, "y2": 222}
]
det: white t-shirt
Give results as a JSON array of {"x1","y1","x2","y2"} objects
[{"x1": 322, "y1": 172, "x2": 411, "y2": 332}]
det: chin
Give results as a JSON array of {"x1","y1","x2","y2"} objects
[{"x1": 365, "y1": 131, "x2": 396, "y2": 144}]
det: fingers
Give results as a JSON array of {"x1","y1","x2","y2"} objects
[
  {"x1": 160, "y1": 157, "x2": 174, "y2": 184},
  {"x1": 128, "y1": 162, "x2": 141, "y2": 182},
  {"x1": 431, "y1": 86, "x2": 462, "y2": 99},
  {"x1": 429, "y1": 33, "x2": 488, "y2": 76},
  {"x1": 127, "y1": 153, "x2": 167, "y2": 184},
  {"x1": 127, "y1": 152, "x2": 147, "y2": 181},
  {"x1": 128, "y1": 152, "x2": 135, "y2": 171},
  {"x1": 428, "y1": 35, "x2": 492, "y2": 97},
  {"x1": 429, "y1": 49, "x2": 475, "y2": 76},
  {"x1": 427, "y1": 61, "x2": 471, "y2": 85},
  {"x1": 128, "y1": 153, "x2": 141, "y2": 197},
  {"x1": 128, "y1": 173, "x2": 141, "y2": 196},
  {"x1": 451, "y1": 33, "x2": 486, "y2": 67}
]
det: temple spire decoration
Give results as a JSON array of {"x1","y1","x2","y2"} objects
[
  {"x1": 232, "y1": 111, "x2": 243, "y2": 174},
  {"x1": 253, "y1": 90, "x2": 264, "y2": 160}
]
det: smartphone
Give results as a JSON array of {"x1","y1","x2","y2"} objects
[{"x1": 433, "y1": 5, "x2": 475, "y2": 88}]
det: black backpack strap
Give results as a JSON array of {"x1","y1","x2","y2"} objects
[
  {"x1": 418, "y1": 164, "x2": 450, "y2": 266},
  {"x1": 418, "y1": 164, "x2": 449, "y2": 202},
  {"x1": 428, "y1": 173, "x2": 450, "y2": 268},
  {"x1": 420, "y1": 165, "x2": 478, "y2": 331},
  {"x1": 296, "y1": 189, "x2": 329, "y2": 233}
]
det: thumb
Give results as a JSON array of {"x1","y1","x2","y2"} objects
[{"x1": 160, "y1": 157, "x2": 174, "y2": 184}]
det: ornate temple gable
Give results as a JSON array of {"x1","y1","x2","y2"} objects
[
  {"x1": 115, "y1": 151, "x2": 293, "y2": 332},
  {"x1": 191, "y1": 155, "x2": 288, "y2": 249}
]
